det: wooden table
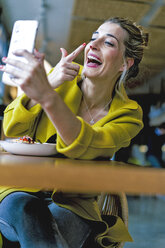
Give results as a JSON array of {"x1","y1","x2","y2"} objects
[{"x1": 0, "y1": 151, "x2": 165, "y2": 195}]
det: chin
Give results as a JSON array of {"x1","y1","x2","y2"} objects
[
  {"x1": 82, "y1": 65, "x2": 100, "y2": 79},
  {"x1": 82, "y1": 71, "x2": 97, "y2": 79}
]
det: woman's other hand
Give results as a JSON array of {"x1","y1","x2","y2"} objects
[{"x1": 48, "y1": 43, "x2": 86, "y2": 89}]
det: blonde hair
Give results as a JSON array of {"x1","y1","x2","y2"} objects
[{"x1": 105, "y1": 17, "x2": 149, "y2": 83}]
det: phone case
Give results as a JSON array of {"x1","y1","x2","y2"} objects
[{"x1": 2, "y1": 20, "x2": 39, "y2": 85}]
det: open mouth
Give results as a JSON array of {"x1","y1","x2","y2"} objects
[{"x1": 87, "y1": 55, "x2": 102, "y2": 66}]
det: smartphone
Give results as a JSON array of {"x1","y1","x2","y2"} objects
[{"x1": 2, "y1": 20, "x2": 39, "y2": 85}]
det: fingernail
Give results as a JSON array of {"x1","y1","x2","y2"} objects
[
  {"x1": 82, "y1": 43, "x2": 86, "y2": 47},
  {"x1": 0, "y1": 65, "x2": 4, "y2": 69},
  {"x1": 2, "y1": 57, "x2": 7, "y2": 61}
]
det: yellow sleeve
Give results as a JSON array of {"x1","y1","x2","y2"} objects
[
  {"x1": 0, "y1": 233, "x2": 2, "y2": 248},
  {"x1": 3, "y1": 93, "x2": 42, "y2": 138},
  {"x1": 56, "y1": 105, "x2": 143, "y2": 160}
]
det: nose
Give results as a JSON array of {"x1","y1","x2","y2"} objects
[
  {"x1": 90, "y1": 44, "x2": 97, "y2": 50},
  {"x1": 90, "y1": 39, "x2": 99, "y2": 50}
]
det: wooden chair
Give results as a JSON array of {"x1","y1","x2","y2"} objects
[{"x1": 97, "y1": 192, "x2": 129, "y2": 248}]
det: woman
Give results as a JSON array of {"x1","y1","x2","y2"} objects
[{"x1": 0, "y1": 17, "x2": 148, "y2": 247}]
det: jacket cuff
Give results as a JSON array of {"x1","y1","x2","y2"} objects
[
  {"x1": 4, "y1": 94, "x2": 42, "y2": 121},
  {"x1": 56, "y1": 117, "x2": 94, "y2": 159}
]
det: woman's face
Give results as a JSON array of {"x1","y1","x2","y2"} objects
[{"x1": 83, "y1": 22, "x2": 128, "y2": 81}]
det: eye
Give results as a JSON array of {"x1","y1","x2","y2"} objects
[
  {"x1": 105, "y1": 41, "x2": 114, "y2": 47},
  {"x1": 90, "y1": 38, "x2": 96, "y2": 42}
]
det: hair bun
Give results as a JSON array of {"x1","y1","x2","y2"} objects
[
  {"x1": 142, "y1": 32, "x2": 149, "y2": 47},
  {"x1": 136, "y1": 24, "x2": 149, "y2": 47}
]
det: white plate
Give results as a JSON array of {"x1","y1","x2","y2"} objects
[{"x1": 0, "y1": 140, "x2": 57, "y2": 156}]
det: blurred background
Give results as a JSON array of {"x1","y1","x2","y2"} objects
[{"x1": 0, "y1": 0, "x2": 165, "y2": 247}]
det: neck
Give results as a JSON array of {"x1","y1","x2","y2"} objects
[{"x1": 81, "y1": 77, "x2": 115, "y2": 109}]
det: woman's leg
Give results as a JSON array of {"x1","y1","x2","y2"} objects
[
  {"x1": 48, "y1": 202, "x2": 92, "y2": 248},
  {"x1": 0, "y1": 192, "x2": 69, "y2": 248}
]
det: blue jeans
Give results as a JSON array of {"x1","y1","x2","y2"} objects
[{"x1": 0, "y1": 192, "x2": 92, "y2": 248}]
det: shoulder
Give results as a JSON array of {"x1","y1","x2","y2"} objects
[
  {"x1": 112, "y1": 83, "x2": 142, "y2": 112},
  {"x1": 110, "y1": 97, "x2": 143, "y2": 122},
  {"x1": 106, "y1": 85, "x2": 143, "y2": 128}
]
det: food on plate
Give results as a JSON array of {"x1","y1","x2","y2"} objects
[{"x1": 16, "y1": 136, "x2": 35, "y2": 144}]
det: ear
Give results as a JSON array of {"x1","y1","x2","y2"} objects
[{"x1": 119, "y1": 57, "x2": 134, "y2": 72}]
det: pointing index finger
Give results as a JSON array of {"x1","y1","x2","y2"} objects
[{"x1": 67, "y1": 43, "x2": 86, "y2": 62}]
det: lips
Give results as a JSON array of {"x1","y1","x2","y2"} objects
[{"x1": 87, "y1": 53, "x2": 102, "y2": 68}]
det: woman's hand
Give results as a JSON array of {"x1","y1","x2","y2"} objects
[
  {"x1": 48, "y1": 43, "x2": 86, "y2": 89},
  {"x1": 1, "y1": 49, "x2": 53, "y2": 105}
]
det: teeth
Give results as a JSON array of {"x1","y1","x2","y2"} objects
[{"x1": 88, "y1": 55, "x2": 101, "y2": 63}]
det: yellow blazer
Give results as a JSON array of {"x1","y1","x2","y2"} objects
[
  {"x1": 3, "y1": 65, "x2": 143, "y2": 160},
  {"x1": 1, "y1": 65, "x2": 143, "y2": 247}
]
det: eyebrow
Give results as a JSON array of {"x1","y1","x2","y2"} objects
[{"x1": 93, "y1": 31, "x2": 119, "y2": 43}]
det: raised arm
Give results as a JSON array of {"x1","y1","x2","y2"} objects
[{"x1": 1, "y1": 44, "x2": 86, "y2": 145}]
